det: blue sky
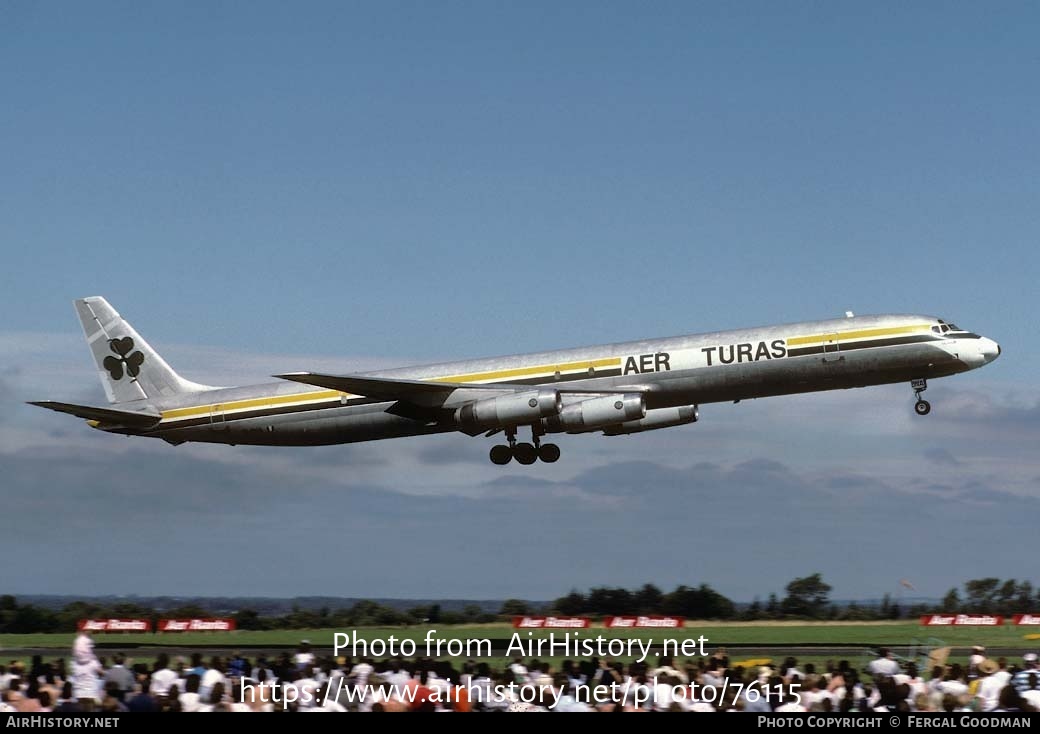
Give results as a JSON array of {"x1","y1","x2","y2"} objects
[{"x1": 2, "y1": 2, "x2": 1038, "y2": 603}]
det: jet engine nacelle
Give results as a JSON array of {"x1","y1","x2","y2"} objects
[
  {"x1": 602, "y1": 405, "x2": 698, "y2": 435},
  {"x1": 455, "y1": 389, "x2": 562, "y2": 431},
  {"x1": 542, "y1": 393, "x2": 646, "y2": 433}
]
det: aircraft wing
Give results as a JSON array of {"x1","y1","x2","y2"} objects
[
  {"x1": 273, "y1": 372, "x2": 649, "y2": 399},
  {"x1": 27, "y1": 400, "x2": 163, "y2": 428}
]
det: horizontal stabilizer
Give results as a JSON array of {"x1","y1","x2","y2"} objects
[
  {"x1": 27, "y1": 401, "x2": 162, "y2": 428},
  {"x1": 274, "y1": 372, "x2": 650, "y2": 399}
]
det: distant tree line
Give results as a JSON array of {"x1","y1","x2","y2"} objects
[
  {"x1": 549, "y1": 576, "x2": 1040, "y2": 622},
  {"x1": 549, "y1": 575, "x2": 825, "y2": 620},
  {"x1": 1, "y1": 577, "x2": 1037, "y2": 633},
  {"x1": 551, "y1": 583, "x2": 736, "y2": 619},
  {"x1": 937, "y1": 578, "x2": 1036, "y2": 615}
]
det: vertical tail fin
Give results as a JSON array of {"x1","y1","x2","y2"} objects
[{"x1": 75, "y1": 297, "x2": 216, "y2": 404}]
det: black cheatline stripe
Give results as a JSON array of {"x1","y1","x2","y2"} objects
[
  {"x1": 788, "y1": 345, "x2": 829, "y2": 357},
  {"x1": 787, "y1": 334, "x2": 942, "y2": 358},
  {"x1": 154, "y1": 368, "x2": 627, "y2": 432},
  {"x1": 155, "y1": 397, "x2": 367, "y2": 431},
  {"x1": 500, "y1": 368, "x2": 624, "y2": 387}
]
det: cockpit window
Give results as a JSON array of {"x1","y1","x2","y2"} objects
[
  {"x1": 934, "y1": 321, "x2": 978, "y2": 338},
  {"x1": 934, "y1": 319, "x2": 964, "y2": 335}
]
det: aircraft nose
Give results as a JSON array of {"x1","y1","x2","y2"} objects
[{"x1": 980, "y1": 337, "x2": 1001, "y2": 364}]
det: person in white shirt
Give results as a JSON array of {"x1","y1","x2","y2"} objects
[
  {"x1": 649, "y1": 656, "x2": 689, "y2": 685},
  {"x1": 801, "y1": 678, "x2": 830, "y2": 709},
  {"x1": 293, "y1": 641, "x2": 315, "y2": 672},
  {"x1": 968, "y1": 646, "x2": 987, "y2": 680},
  {"x1": 650, "y1": 674, "x2": 674, "y2": 712},
  {"x1": 349, "y1": 658, "x2": 374, "y2": 689},
  {"x1": 197, "y1": 681, "x2": 228, "y2": 712},
  {"x1": 867, "y1": 648, "x2": 900, "y2": 678},
  {"x1": 508, "y1": 657, "x2": 528, "y2": 683},
  {"x1": 468, "y1": 665, "x2": 500, "y2": 712},
  {"x1": 70, "y1": 657, "x2": 102, "y2": 711},
  {"x1": 426, "y1": 669, "x2": 452, "y2": 697},
  {"x1": 296, "y1": 675, "x2": 319, "y2": 710},
  {"x1": 178, "y1": 673, "x2": 202, "y2": 712},
  {"x1": 148, "y1": 653, "x2": 180, "y2": 700},
  {"x1": 937, "y1": 669, "x2": 969, "y2": 699},
  {"x1": 975, "y1": 658, "x2": 1011, "y2": 711},
  {"x1": 72, "y1": 630, "x2": 96, "y2": 665},
  {"x1": 198, "y1": 657, "x2": 227, "y2": 702},
  {"x1": 304, "y1": 681, "x2": 346, "y2": 712},
  {"x1": 384, "y1": 661, "x2": 411, "y2": 689},
  {"x1": 0, "y1": 666, "x2": 16, "y2": 695}
]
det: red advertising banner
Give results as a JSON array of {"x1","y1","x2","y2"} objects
[
  {"x1": 512, "y1": 616, "x2": 591, "y2": 629},
  {"x1": 1013, "y1": 614, "x2": 1040, "y2": 626},
  {"x1": 77, "y1": 619, "x2": 151, "y2": 632},
  {"x1": 604, "y1": 615, "x2": 685, "y2": 629},
  {"x1": 158, "y1": 618, "x2": 237, "y2": 632},
  {"x1": 920, "y1": 614, "x2": 1005, "y2": 626}
]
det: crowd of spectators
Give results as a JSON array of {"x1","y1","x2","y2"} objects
[{"x1": 1, "y1": 631, "x2": 1038, "y2": 713}]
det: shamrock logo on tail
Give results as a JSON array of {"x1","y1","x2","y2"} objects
[{"x1": 103, "y1": 337, "x2": 145, "y2": 380}]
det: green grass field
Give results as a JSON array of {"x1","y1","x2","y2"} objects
[{"x1": 2, "y1": 621, "x2": 1034, "y2": 651}]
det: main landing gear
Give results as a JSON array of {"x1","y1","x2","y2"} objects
[
  {"x1": 911, "y1": 378, "x2": 931, "y2": 416},
  {"x1": 489, "y1": 425, "x2": 561, "y2": 465}
]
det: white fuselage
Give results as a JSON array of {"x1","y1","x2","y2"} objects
[{"x1": 104, "y1": 313, "x2": 999, "y2": 447}]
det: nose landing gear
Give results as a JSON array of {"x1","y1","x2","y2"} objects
[{"x1": 911, "y1": 378, "x2": 931, "y2": 416}]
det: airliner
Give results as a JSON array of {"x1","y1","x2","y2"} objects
[{"x1": 30, "y1": 298, "x2": 1000, "y2": 464}]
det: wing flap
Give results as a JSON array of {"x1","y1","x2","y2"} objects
[
  {"x1": 273, "y1": 373, "x2": 472, "y2": 400},
  {"x1": 273, "y1": 372, "x2": 650, "y2": 399},
  {"x1": 28, "y1": 401, "x2": 162, "y2": 428}
]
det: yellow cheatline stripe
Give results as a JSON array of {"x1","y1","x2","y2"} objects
[
  {"x1": 787, "y1": 323, "x2": 931, "y2": 347},
  {"x1": 159, "y1": 358, "x2": 622, "y2": 423},
  {"x1": 162, "y1": 390, "x2": 342, "y2": 421},
  {"x1": 786, "y1": 331, "x2": 838, "y2": 347},
  {"x1": 430, "y1": 357, "x2": 621, "y2": 385}
]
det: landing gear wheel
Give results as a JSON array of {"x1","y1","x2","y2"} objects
[
  {"x1": 489, "y1": 445, "x2": 513, "y2": 465},
  {"x1": 538, "y1": 443, "x2": 561, "y2": 463},
  {"x1": 909, "y1": 379, "x2": 930, "y2": 416},
  {"x1": 513, "y1": 442, "x2": 537, "y2": 465}
]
